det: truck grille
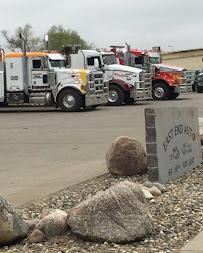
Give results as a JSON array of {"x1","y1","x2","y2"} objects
[
  {"x1": 139, "y1": 72, "x2": 151, "y2": 89},
  {"x1": 143, "y1": 72, "x2": 152, "y2": 89},
  {"x1": 87, "y1": 72, "x2": 108, "y2": 96},
  {"x1": 180, "y1": 71, "x2": 195, "y2": 94},
  {"x1": 184, "y1": 71, "x2": 196, "y2": 85}
]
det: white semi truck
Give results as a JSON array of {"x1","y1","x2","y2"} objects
[
  {"x1": 0, "y1": 40, "x2": 108, "y2": 112},
  {"x1": 64, "y1": 47, "x2": 152, "y2": 106}
]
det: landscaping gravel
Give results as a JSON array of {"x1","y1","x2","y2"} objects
[{"x1": 1, "y1": 165, "x2": 202, "y2": 253}]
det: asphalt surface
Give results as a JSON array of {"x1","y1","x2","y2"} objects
[{"x1": 0, "y1": 93, "x2": 202, "y2": 206}]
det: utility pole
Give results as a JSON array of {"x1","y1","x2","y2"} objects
[
  {"x1": 45, "y1": 35, "x2": 49, "y2": 51},
  {"x1": 19, "y1": 33, "x2": 29, "y2": 95}
]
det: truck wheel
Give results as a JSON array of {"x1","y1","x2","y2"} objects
[
  {"x1": 108, "y1": 84, "x2": 125, "y2": 106},
  {"x1": 58, "y1": 89, "x2": 83, "y2": 112},
  {"x1": 197, "y1": 86, "x2": 203, "y2": 93},
  {"x1": 152, "y1": 82, "x2": 169, "y2": 100}
]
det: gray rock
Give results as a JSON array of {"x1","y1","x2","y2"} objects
[
  {"x1": 148, "y1": 186, "x2": 162, "y2": 196},
  {"x1": 68, "y1": 181, "x2": 154, "y2": 243},
  {"x1": 153, "y1": 182, "x2": 168, "y2": 193},
  {"x1": 34, "y1": 209, "x2": 69, "y2": 238},
  {"x1": 0, "y1": 196, "x2": 29, "y2": 246},
  {"x1": 28, "y1": 229, "x2": 45, "y2": 243},
  {"x1": 25, "y1": 219, "x2": 40, "y2": 232},
  {"x1": 143, "y1": 180, "x2": 153, "y2": 188},
  {"x1": 141, "y1": 186, "x2": 154, "y2": 200},
  {"x1": 106, "y1": 136, "x2": 147, "y2": 176}
]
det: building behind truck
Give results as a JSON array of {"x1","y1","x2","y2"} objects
[
  {"x1": 63, "y1": 45, "x2": 152, "y2": 106},
  {"x1": 0, "y1": 38, "x2": 108, "y2": 112}
]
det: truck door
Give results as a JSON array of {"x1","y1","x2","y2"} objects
[{"x1": 31, "y1": 57, "x2": 49, "y2": 88}]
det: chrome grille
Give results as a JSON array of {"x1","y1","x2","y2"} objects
[
  {"x1": 180, "y1": 71, "x2": 195, "y2": 94},
  {"x1": 138, "y1": 72, "x2": 152, "y2": 89},
  {"x1": 87, "y1": 71, "x2": 108, "y2": 96},
  {"x1": 184, "y1": 71, "x2": 196, "y2": 85},
  {"x1": 143, "y1": 72, "x2": 152, "y2": 89}
]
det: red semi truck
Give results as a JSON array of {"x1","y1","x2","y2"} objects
[{"x1": 111, "y1": 45, "x2": 193, "y2": 100}]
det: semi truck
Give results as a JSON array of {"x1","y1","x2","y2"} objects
[
  {"x1": 0, "y1": 38, "x2": 108, "y2": 112},
  {"x1": 63, "y1": 46, "x2": 152, "y2": 106},
  {"x1": 111, "y1": 45, "x2": 181, "y2": 100},
  {"x1": 112, "y1": 45, "x2": 194, "y2": 100},
  {"x1": 148, "y1": 50, "x2": 194, "y2": 95}
]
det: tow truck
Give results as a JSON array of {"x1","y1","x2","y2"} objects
[
  {"x1": 0, "y1": 35, "x2": 108, "y2": 111},
  {"x1": 63, "y1": 45, "x2": 151, "y2": 106}
]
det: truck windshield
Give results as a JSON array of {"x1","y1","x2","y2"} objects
[
  {"x1": 49, "y1": 60, "x2": 65, "y2": 68},
  {"x1": 102, "y1": 54, "x2": 117, "y2": 65},
  {"x1": 149, "y1": 57, "x2": 161, "y2": 64}
]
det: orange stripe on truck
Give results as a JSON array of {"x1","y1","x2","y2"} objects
[{"x1": 6, "y1": 52, "x2": 48, "y2": 58}]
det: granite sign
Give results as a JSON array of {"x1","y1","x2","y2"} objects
[{"x1": 145, "y1": 107, "x2": 202, "y2": 184}]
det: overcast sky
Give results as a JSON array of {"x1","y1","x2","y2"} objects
[{"x1": 0, "y1": 0, "x2": 202, "y2": 51}]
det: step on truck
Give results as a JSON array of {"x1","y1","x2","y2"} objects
[
  {"x1": 63, "y1": 45, "x2": 152, "y2": 106},
  {"x1": 0, "y1": 36, "x2": 108, "y2": 112}
]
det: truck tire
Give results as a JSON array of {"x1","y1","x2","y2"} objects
[
  {"x1": 197, "y1": 86, "x2": 203, "y2": 93},
  {"x1": 152, "y1": 82, "x2": 169, "y2": 100},
  {"x1": 108, "y1": 84, "x2": 125, "y2": 106},
  {"x1": 57, "y1": 89, "x2": 83, "y2": 112}
]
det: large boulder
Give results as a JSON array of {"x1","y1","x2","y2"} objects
[
  {"x1": 68, "y1": 181, "x2": 154, "y2": 243},
  {"x1": 0, "y1": 196, "x2": 29, "y2": 246},
  {"x1": 106, "y1": 136, "x2": 147, "y2": 176},
  {"x1": 32, "y1": 209, "x2": 69, "y2": 239}
]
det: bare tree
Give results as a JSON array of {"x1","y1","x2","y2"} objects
[{"x1": 1, "y1": 24, "x2": 43, "y2": 51}]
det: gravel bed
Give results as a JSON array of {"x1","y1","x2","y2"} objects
[{"x1": 1, "y1": 166, "x2": 203, "y2": 253}]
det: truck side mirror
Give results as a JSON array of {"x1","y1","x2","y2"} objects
[{"x1": 94, "y1": 58, "x2": 99, "y2": 69}]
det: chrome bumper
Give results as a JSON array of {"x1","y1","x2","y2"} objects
[
  {"x1": 130, "y1": 88, "x2": 152, "y2": 101},
  {"x1": 85, "y1": 94, "x2": 109, "y2": 106},
  {"x1": 180, "y1": 84, "x2": 193, "y2": 94}
]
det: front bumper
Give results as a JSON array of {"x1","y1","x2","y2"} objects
[
  {"x1": 85, "y1": 94, "x2": 109, "y2": 106},
  {"x1": 180, "y1": 83, "x2": 193, "y2": 94},
  {"x1": 130, "y1": 88, "x2": 152, "y2": 101}
]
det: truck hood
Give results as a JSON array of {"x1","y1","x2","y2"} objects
[
  {"x1": 54, "y1": 67, "x2": 90, "y2": 74},
  {"x1": 154, "y1": 63, "x2": 186, "y2": 72},
  {"x1": 105, "y1": 64, "x2": 142, "y2": 74}
]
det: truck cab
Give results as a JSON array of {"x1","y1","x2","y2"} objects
[
  {"x1": 68, "y1": 49, "x2": 152, "y2": 105},
  {"x1": 112, "y1": 46, "x2": 181, "y2": 100},
  {"x1": 101, "y1": 51, "x2": 151, "y2": 105}
]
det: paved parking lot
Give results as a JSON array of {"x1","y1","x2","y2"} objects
[{"x1": 0, "y1": 93, "x2": 202, "y2": 206}]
